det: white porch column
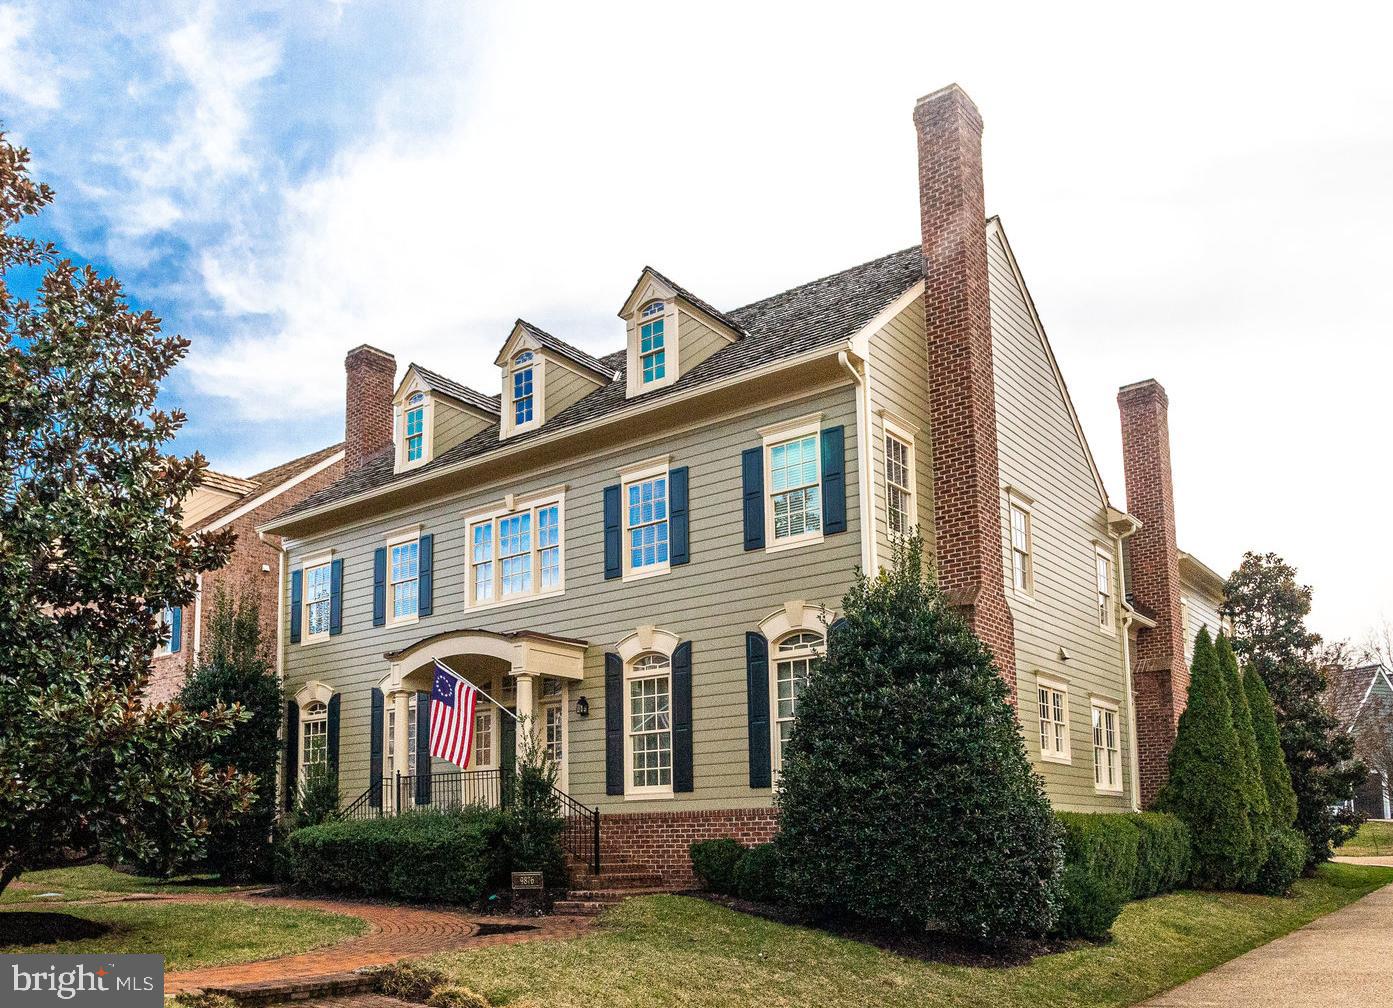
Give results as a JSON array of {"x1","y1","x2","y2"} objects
[
  {"x1": 392, "y1": 689, "x2": 410, "y2": 789},
  {"x1": 513, "y1": 670, "x2": 538, "y2": 763}
]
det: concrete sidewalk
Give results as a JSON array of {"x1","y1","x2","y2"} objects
[{"x1": 1141, "y1": 876, "x2": 1393, "y2": 1007}]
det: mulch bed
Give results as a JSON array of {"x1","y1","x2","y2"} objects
[
  {"x1": 0, "y1": 911, "x2": 111, "y2": 946},
  {"x1": 690, "y1": 892, "x2": 1083, "y2": 967}
]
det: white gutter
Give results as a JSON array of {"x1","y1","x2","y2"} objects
[{"x1": 192, "y1": 573, "x2": 203, "y2": 665}]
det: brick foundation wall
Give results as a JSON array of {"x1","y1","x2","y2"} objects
[
  {"x1": 914, "y1": 84, "x2": 1016, "y2": 690},
  {"x1": 1118, "y1": 378, "x2": 1186, "y2": 806},
  {"x1": 598, "y1": 808, "x2": 780, "y2": 887}
]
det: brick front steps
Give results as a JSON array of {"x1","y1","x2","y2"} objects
[
  {"x1": 198, "y1": 972, "x2": 378, "y2": 1006},
  {"x1": 555, "y1": 852, "x2": 674, "y2": 916}
]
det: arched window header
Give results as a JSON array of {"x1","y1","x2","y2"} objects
[
  {"x1": 514, "y1": 350, "x2": 535, "y2": 365},
  {"x1": 640, "y1": 300, "x2": 665, "y2": 318},
  {"x1": 758, "y1": 600, "x2": 833, "y2": 643}
]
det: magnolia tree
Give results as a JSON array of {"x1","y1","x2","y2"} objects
[{"x1": 0, "y1": 132, "x2": 254, "y2": 890}]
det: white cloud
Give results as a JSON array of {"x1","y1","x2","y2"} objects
[{"x1": 0, "y1": 3, "x2": 63, "y2": 110}]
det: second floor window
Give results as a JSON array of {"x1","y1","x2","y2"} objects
[
  {"x1": 1009, "y1": 502, "x2": 1033, "y2": 593},
  {"x1": 468, "y1": 499, "x2": 563, "y2": 606},
  {"x1": 770, "y1": 434, "x2": 821, "y2": 542},
  {"x1": 512, "y1": 352, "x2": 535, "y2": 426},
  {"x1": 626, "y1": 474, "x2": 669, "y2": 572},
  {"x1": 404, "y1": 392, "x2": 426, "y2": 462},
  {"x1": 1096, "y1": 551, "x2": 1113, "y2": 630},
  {"x1": 885, "y1": 433, "x2": 912, "y2": 536},
  {"x1": 305, "y1": 562, "x2": 331, "y2": 638},
  {"x1": 390, "y1": 539, "x2": 419, "y2": 620},
  {"x1": 639, "y1": 302, "x2": 666, "y2": 384}
]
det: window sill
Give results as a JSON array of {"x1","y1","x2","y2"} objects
[
  {"x1": 1040, "y1": 751, "x2": 1072, "y2": 766},
  {"x1": 623, "y1": 789, "x2": 676, "y2": 802},
  {"x1": 1008, "y1": 587, "x2": 1037, "y2": 607},
  {"x1": 1094, "y1": 785, "x2": 1125, "y2": 797},
  {"x1": 466, "y1": 587, "x2": 566, "y2": 614},
  {"x1": 765, "y1": 532, "x2": 824, "y2": 555},
  {"x1": 388, "y1": 614, "x2": 420, "y2": 628},
  {"x1": 300, "y1": 634, "x2": 334, "y2": 648},
  {"x1": 622, "y1": 563, "x2": 670, "y2": 583}
]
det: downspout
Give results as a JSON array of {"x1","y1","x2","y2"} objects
[
  {"x1": 839, "y1": 349, "x2": 875, "y2": 574},
  {"x1": 1115, "y1": 529, "x2": 1142, "y2": 812},
  {"x1": 260, "y1": 530, "x2": 289, "y2": 812},
  {"x1": 192, "y1": 572, "x2": 203, "y2": 665}
]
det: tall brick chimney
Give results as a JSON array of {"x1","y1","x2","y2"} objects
[
  {"x1": 914, "y1": 83, "x2": 1016, "y2": 688},
  {"x1": 1118, "y1": 378, "x2": 1186, "y2": 806},
  {"x1": 344, "y1": 344, "x2": 396, "y2": 474}
]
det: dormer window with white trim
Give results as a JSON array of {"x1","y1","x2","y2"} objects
[
  {"x1": 511, "y1": 351, "x2": 536, "y2": 428},
  {"x1": 639, "y1": 302, "x2": 667, "y2": 384},
  {"x1": 392, "y1": 379, "x2": 434, "y2": 472},
  {"x1": 404, "y1": 392, "x2": 426, "y2": 463}
]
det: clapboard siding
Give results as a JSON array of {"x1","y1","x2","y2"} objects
[
  {"x1": 433, "y1": 398, "x2": 490, "y2": 457},
  {"x1": 987, "y1": 224, "x2": 1135, "y2": 812},
  {"x1": 1181, "y1": 579, "x2": 1225, "y2": 668},
  {"x1": 678, "y1": 310, "x2": 733, "y2": 374},
  {"x1": 284, "y1": 386, "x2": 862, "y2": 813}
]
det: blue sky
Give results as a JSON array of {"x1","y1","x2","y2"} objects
[{"x1": 4, "y1": 1, "x2": 1391, "y2": 644}]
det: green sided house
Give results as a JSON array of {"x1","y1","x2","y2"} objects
[{"x1": 259, "y1": 84, "x2": 1223, "y2": 886}]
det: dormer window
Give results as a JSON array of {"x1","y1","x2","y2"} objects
[
  {"x1": 512, "y1": 352, "x2": 535, "y2": 427},
  {"x1": 639, "y1": 302, "x2": 666, "y2": 384},
  {"x1": 404, "y1": 392, "x2": 426, "y2": 462}
]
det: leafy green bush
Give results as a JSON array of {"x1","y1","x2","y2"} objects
[
  {"x1": 285, "y1": 809, "x2": 509, "y2": 905},
  {"x1": 1129, "y1": 813, "x2": 1192, "y2": 897},
  {"x1": 690, "y1": 839, "x2": 747, "y2": 895},
  {"x1": 290, "y1": 763, "x2": 341, "y2": 830},
  {"x1": 507, "y1": 717, "x2": 567, "y2": 888},
  {"x1": 1053, "y1": 813, "x2": 1139, "y2": 938},
  {"x1": 372, "y1": 961, "x2": 450, "y2": 1001},
  {"x1": 1056, "y1": 863, "x2": 1127, "y2": 940},
  {"x1": 776, "y1": 536, "x2": 1062, "y2": 943},
  {"x1": 735, "y1": 843, "x2": 779, "y2": 903},
  {"x1": 1253, "y1": 827, "x2": 1309, "y2": 896}
]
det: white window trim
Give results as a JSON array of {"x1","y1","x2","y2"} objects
[
  {"x1": 760, "y1": 412, "x2": 825, "y2": 554},
  {"x1": 502, "y1": 351, "x2": 545, "y2": 439},
  {"x1": 154, "y1": 606, "x2": 176, "y2": 657},
  {"x1": 384, "y1": 525, "x2": 422, "y2": 627},
  {"x1": 1036, "y1": 674, "x2": 1072, "y2": 765},
  {"x1": 1091, "y1": 695, "x2": 1124, "y2": 795},
  {"x1": 540, "y1": 678, "x2": 570, "y2": 792},
  {"x1": 627, "y1": 299, "x2": 680, "y2": 395},
  {"x1": 769, "y1": 629, "x2": 825, "y2": 777},
  {"x1": 1095, "y1": 544, "x2": 1116, "y2": 636},
  {"x1": 471, "y1": 679, "x2": 499, "y2": 770},
  {"x1": 623, "y1": 652, "x2": 675, "y2": 800},
  {"x1": 618, "y1": 454, "x2": 673, "y2": 582},
  {"x1": 463, "y1": 489, "x2": 567, "y2": 611},
  {"x1": 882, "y1": 416, "x2": 916, "y2": 539},
  {"x1": 394, "y1": 389, "x2": 435, "y2": 472},
  {"x1": 294, "y1": 682, "x2": 334, "y2": 774},
  {"x1": 1006, "y1": 490, "x2": 1035, "y2": 599}
]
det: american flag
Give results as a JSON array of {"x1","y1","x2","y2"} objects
[{"x1": 429, "y1": 660, "x2": 478, "y2": 768}]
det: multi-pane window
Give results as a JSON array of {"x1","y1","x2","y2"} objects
[
  {"x1": 301, "y1": 701, "x2": 328, "y2": 771},
  {"x1": 543, "y1": 703, "x2": 564, "y2": 764},
  {"x1": 1009, "y1": 503, "x2": 1033, "y2": 593},
  {"x1": 512, "y1": 352, "x2": 535, "y2": 426},
  {"x1": 404, "y1": 392, "x2": 426, "y2": 462},
  {"x1": 474, "y1": 707, "x2": 494, "y2": 768},
  {"x1": 1096, "y1": 551, "x2": 1113, "y2": 630},
  {"x1": 885, "y1": 433, "x2": 913, "y2": 536},
  {"x1": 384, "y1": 695, "x2": 418, "y2": 777},
  {"x1": 769, "y1": 434, "x2": 822, "y2": 541},
  {"x1": 305, "y1": 562, "x2": 331, "y2": 638},
  {"x1": 390, "y1": 539, "x2": 419, "y2": 621},
  {"x1": 627, "y1": 654, "x2": 671, "y2": 791},
  {"x1": 639, "y1": 302, "x2": 666, "y2": 384},
  {"x1": 1038, "y1": 682, "x2": 1069, "y2": 761},
  {"x1": 468, "y1": 500, "x2": 563, "y2": 605},
  {"x1": 626, "y1": 474, "x2": 669, "y2": 571},
  {"x1": 155, "y1": 606, "x2": 176, "y2": 655},
  {"x1": 773, "y1": 632, "x2": 823, "y2": 770},
  {"x1": 1093, "y1": 702, "x2": 1121, "y2": 791}
]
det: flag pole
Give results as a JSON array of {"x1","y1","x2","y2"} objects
[{"x1": 433, "y1": 659, "x2": 518, "y2": 721}]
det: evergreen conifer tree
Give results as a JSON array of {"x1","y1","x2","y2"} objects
[
  {"x1": 775, "y1": 536, "x2": 1062, "y2": 943},
  {"x1": 1157, "y1": 628, "x2": 1253, "y2": 888},
  {"x1": 1245, "y1": 663, "x2": 1298, "y2": 828},
  {"x1": 1217, "y1": 634, "x2": 1270, "y2": 885}
]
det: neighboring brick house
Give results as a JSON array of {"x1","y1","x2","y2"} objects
[
  {"x1": 148, "y1": 444, "x2": 345, "y2": 703},
  {"x1": 259, "y1": 83, "x2": 1229, "y2": 886}
]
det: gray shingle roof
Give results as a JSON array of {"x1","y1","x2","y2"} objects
[
  {"x1": 636, "y1": 266, "x2": 746, "y2": 334},
  {"x1": 514, "y1": 320, "x2": 616, "y2": 378},
  {"x1": 412, "y1": 364, "x2": 500, "y2": 414},
  {"x1": 271, "y1": 246, "x2": 923, "y2": 525}
]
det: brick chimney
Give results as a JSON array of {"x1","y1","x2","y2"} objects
[
  {"x1": 344, "y1": 344, "x2": 396, "y2": 474},
  {"x1": 914, "y1": 83, "x2": 1016, "y2": 689},
  {"x1": 1118, "y1": 378, "x2": 1186, "y2": 806}
]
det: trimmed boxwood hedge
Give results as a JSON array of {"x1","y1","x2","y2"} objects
[
  {"x1": 735, "y1": 843, "x2": 780, "y2": 903},
  {"x1": 284, "y1": 809, "x2": 509, "y2": 905},
  {"x1": 1054, "y1": 811, "x2": 1192, "y2": 939},
  {"x1": 690, "y1": 838, "x2": 747, "y2": 895}
]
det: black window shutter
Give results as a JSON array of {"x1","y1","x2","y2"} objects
[
  {"x1": 603, "y1": 484, "x2": 622, "y2": 579},
  {"x1": 672, "y1": 640, "x2": 694, "y2": 792},
  {"x1": 746, "y1": 631, "x2": 772, "y2": 788},
  {"x1": 369, "y1": 688, "x2": 384, "y2": 808},
  {"x1": 372, "y1": 548, "x2": 387, "y2": 626},
  {"x1": 669, "y1": 466, "x2": 690, "y2": 566},
  {"x1": 289, "y1": 569, "x2": 303, "y2": 644},
  {"x1": 169, "y1": 606, "x2": 182, "y2": 653},
  {"x1": 605, "y1": 652, "x2": 624, "y2": 795},
  {"x1": 500, "y1": 715, "x2": 516, "y2": 807},
  {"x1": 329, "y1": 558, "x2": 344, "y2": 636},
  {"x1": 741, "y1": 446, "x2": 765, "y2": 551},
  {"x1": 418, "y1": 534, "x2": 433, "y2": 616},
  {"x1": 415, "y1": 690, "x2": 432, "y2": 805},
  {"x1": 327, "y1": 693, "x2": 341, "y2": 775},
  {"x1": 284, "y1": 700, "x2": 300, "y2": 810},
  {"x1": 821, "y1": 425, "x2": 847, "y2": 534}
]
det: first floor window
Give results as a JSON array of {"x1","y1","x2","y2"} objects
[
  {"x1": 628, "y1": 654, "x2": 671, "y2": 791},
  {"x1": 885, "y1": 432, "x2": 913, "y2": 535},
  {"x1": 474, "y1": 707, "x2": 494, "y2": 768},
  {"x1": 1093, "y1": 703, "x2": 1121, "y2": 791},
  {"x1": 1096, "y1": 551, "x2": 1113, "y2": 630},
  {"x1": 769, "y1": 434, "x2": 821, "y2": 541},
  {"x1": 302, "y1": 701, "x2": 328, "y2": 771},
  {"x1": 543, "y1": 703, "x2": 563, "y2": 764},
  {"x1": 1009, "y1": 502, "x2": 1033, "y2": 593},
  {"x1": 626, "y1": 472, "x2": 669, "y2": 571},
  {"x1": 390, "y1": 539, "x2": 419, "y2": 620},
  {"x1": 155, "y1": 606, "x2": 177, "y2": 655},
  {"x1": 773, "y1": 631, "x2": 823, "y2": 770},
  {"x1": 305, "y1": 562, "x2": 331, "y2": 638},
  {"x1": 1038, "y1": 681, "x2": 1069, "y2": 761},
  {"x1": 468, "y1": 499, "x2": 562, "y2": 605}
]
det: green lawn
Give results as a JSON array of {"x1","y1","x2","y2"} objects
[
  {"x1": 1336, "y1": 820, "x2": 1393, "y2": 856},
  {"x1": 429, "y1": 863, "x2": 1393, "y2": 1008},
  {"x1": 0, "y1": 899, "x2": 367, "y2": 971},
  {"x1": 2, "y1": 864, "x2": 255, "y2": 904}
]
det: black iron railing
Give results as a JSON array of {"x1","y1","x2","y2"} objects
[{"x1": 339, "y1": 768, "x2": 600, "y2": 875}]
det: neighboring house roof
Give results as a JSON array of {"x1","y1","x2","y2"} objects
[
  {"x1": 195, "y1": 442, "x2": 345, "y2": 531},
  {"x1": 1179, "y1": 551, "x2": 1226, "y2": 598},
  {"x1": 200, "y1": 470, "x2": 260, "y2": 496},
  {"x1": 512, "y1": 319, "x2": 617, "y2": 378},
  {"x1": 1334, "y1": 662, "x2": 1393, "y2": 728},
  {"x1": 272, "y1": 245, "x2": 925, "y2": 525},
  {"x1": 411, "y1": 364, "x2": 500, "y2": 415}
]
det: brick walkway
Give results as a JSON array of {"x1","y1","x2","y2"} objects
[{"x1": 160, "y1": 893, "x2": 594, "y2": 995}]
